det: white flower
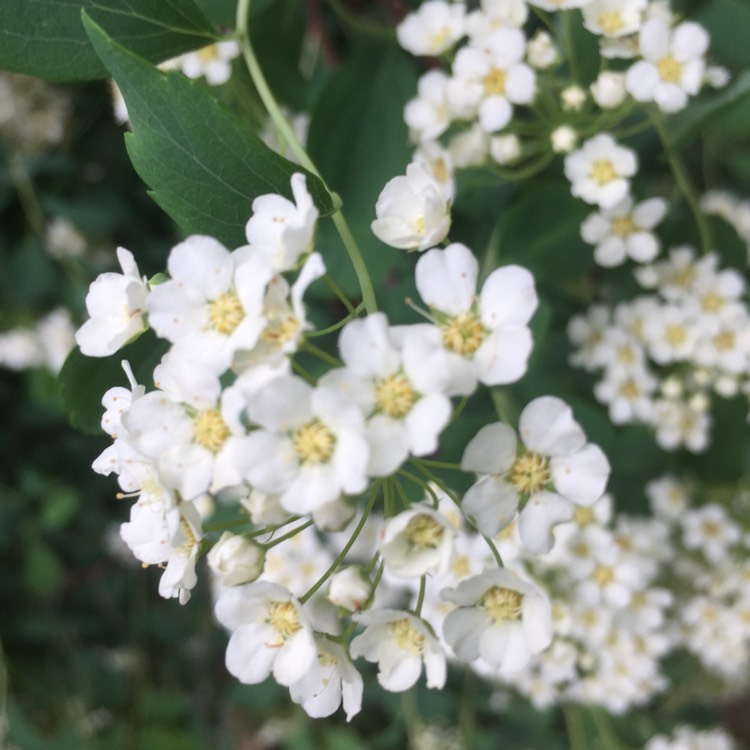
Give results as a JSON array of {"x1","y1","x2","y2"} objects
[
  {"x1": 405, "y1": 70, "x2": 453, "y2": 143},
  {"x1": 564, "y1": 133, "x2": 638, "y2": 208},
  {"x1": 350, "y1": 609, "x2": 446, "y2": 691},
  {"x1": 461, "y1": 396, "x2": 611, "y2": 553},
  {"x1": 173, "y1": 40, "x2": 240, "y2": 86},
  {"x1": 240, "y1": 375, "x2": 370, "y2": 514},
  {"x1": 590, "y1": 71, "x2": 627, "y2": 108},
  {"x1": 528, "y1": 0, "x2": 593, "y2": 10},
  {"x1": 447, "y1": 28, "x2": 536, "y2": 133},
  {"x1": 561, "y1": 85, "x2": 587, "y2": 111},
  {"x1": 580, "y1": 195, "x2": 667, "y2": 266},
  {"x1": 75, "y1": 247, "x2": 148, "y2": 357},
  {"x1": 409, "y1": 242, "x2": 538, "y2": 396},
  {"x1": 397, "y1": 1, "x2": 466, "y2": 56},
  {"x1": 626, "y1": 19, "x2": 709, "y2": 113},
  {"x1": 582, "y1": 0, "x2": 647, "y2": 38},
  {"x1": 328, "y1": 567, "x2": 371, "y2": 612},
  {"x1": 208, "y1": 532, "x2": 265, "y2": 587},
  {"x1": 412, "y1": 141, "x2": 455, "y2": 201},
  {"x1": 526, "y1": 30, "x2": 558, "y2": 69},
  {"x1": 371, "y1": 163, "x2": 451, "y2": 251},
  {"x1": 682, "y1": 504, "x2": 741, "y2": 562},
  {"x1": 379, "y1": 505, "x2": 456, "y2": 578},
  {"x1": 489, "y1": 133, "x2": 522, "y2": 164},
  {"x1": 244, "y1": 173, "x2": 319, "y2": 272},
  {"x1": 441, "y1": 568, "x2": 552, "y2": 676},
  {"x1": 551, "y1": 125, "x2": 577, "y2": 154},
  {"x1": 448, "y1": 123, "x2": 490, "y2": 167},
  {"x1": 215, "y1": 582, "x2": 317, "y2": 686},
  {"x1": 146, "y1": 235, "x2": 271, "y2": 373},
  {"x1": 289, "y1": 635, "x2": 363, "y2": 720}
]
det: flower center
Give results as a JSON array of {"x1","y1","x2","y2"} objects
[
  {"x1": 209, "y1": 290, "x2": 244, "y2": 334},
  {"x1": 375, "y1": 374, "x2": 418, "y2": 418},
  {"x1": 319, "y1": 649, "x2": 338, "y2": 668},
  {"x1": 193, "y1": 408, "x2": 230, "y2": 452},
  {"x1": 267, "y1": 600, "x2": 302, "y2": 640},
  {"x1": 481, "y1": 586, "x2": 523, "y2": 623},
  {"x1": 598, "y1": 11, "x2": 625, "y2": 34},
  {"x1": 197, "y1": 44, "x2": 221, "y2": 63},
  {"x1": 441, "y1": 312, "x2": 487, "y2": 356},
  {"x1": 593, "y1": 564, "x2": 614, "y2": 586},
  {"x1": 701, "y1": 292, "x2": 724, "y2": 313},
  {"x1": 405, "y1": 513, "x2": 445, "y2": 549},
  {"x1": 509, "y1": 451, "x2": 550, "y2": 494},
  {"x1": 610, "y1": 215, "x2": 636, "y2": 237},
  {"x1": 388, "y1": 617, "x2": 425, "y2": 655},
  {"x1": 260, "y1": 314, "x2": 299, "y2": 349},
  {"x1": 619, "y1": 379, "x2": 640, "y2": 399},
  {"x1": 664, "y1": 324, "x2": 687, "y2": 346},
  {"x1": 482, "y1": 67, "x2": 507, "y2": 96},
  {"x1": 292, "y1": 420, "x2": 336, "y2": 464},
  {"x1": 590, "y1": 159, "x2": 617, "y2": 186},
  {"x1": 428, "y1": 26, "x2": 451, "y2": 54},
  {"x1": 574, "y1": 506, "x2": 596, "y2": 526},
  {"x1": 714, "y1": 331, "x2": 735, "y2": 351},
  {"x1": 657, "y1": 55, "x2": 683, "y2": 84},
  {"x1": 433, "y1": 158, "x2": 450, "y2": 185}
]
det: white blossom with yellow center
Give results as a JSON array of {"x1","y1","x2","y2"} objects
[
  {"x1": 147, "y1": 234, "x2": 271, "y2": 374},
  {"x1": 396, "y1": 0, "x2": 466, "y2": 57},
  {"x1": 442, "y1": 568, "x2": 552, "y2": 676},
  {"x1": 169, "y1": 40, "x2": 240, "y2": 86},
  {"x1": 350, "y1": 609, "x2": 446, "y2": 692},
  {"x1": 564, "y1": 133, "x2": 638, "y2": 208},
  {"x1": 379, "y1": 505, "x2": 456, "y2": 578},
  {"x1": 215, "y1": 582, "x2": 317, "y2": 687},
  {"x1": 626, "y1": 18, "x2": 709, "y2": 113},
  {"x1": 446, "y1": 28, "x2": 536, "y2": 133},
  {"x1": 461, "y1": 395, "x2": 610, "y2": 554},
  {"x1": 410, "y1": 243, "x2": 538, "y2": 397},
  {"x1": 242, "y1": 374, "x2": 369, "y2": 515},
  {"x1": 582, "y1": 0, "x2": 646, "y2": 38},
  {"x1": 319, "y1": 312, "x2": 452, "y2": 477}
]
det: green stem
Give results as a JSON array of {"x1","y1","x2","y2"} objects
[
  {"x1": 263, "y1": 519, "x2": 314, "y2": 549},
  {"x1": 11, "y1": 157, "x2": 46, "y2": 239},
  {"x1": 563, "y1": 705, "x2": 590, "y2": 750},
  {"x1": 411, "y1": 457, "x2": 462, "y2": 471},
  {"x1": 236, "y1": 0, "x2": 378, "y2": 314},
  {"x1": 301, "y1": 340, "x2": 342, "y2": 367},
  {"x1": 306, "y1": 303, "x2": 364, "y2": 338},
  {"x1": 482, "y1": 534, "x2": 504, "y2": 567},
  {"x1": 561, "y1": 10, "x2": 580, "y2": 84},
  {"x1": 650, "y1": 111, "x2": 713, "y2": 254},
  {"x1": 300, "y1": 482, "x2": 381, "y2": 604},
  {"x1": 323, "y1": 274, "x2": 358, "y2": 315},
  {"x1": 413, "y1": 576, "x2": 427, "y2": 615},
  {"x1": 203, "y1": 517, "x2": 254, "y2": 533}
]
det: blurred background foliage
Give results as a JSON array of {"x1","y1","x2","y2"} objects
[{"x1": 1, "y1": 0, "x2": 749, "y2": 747}]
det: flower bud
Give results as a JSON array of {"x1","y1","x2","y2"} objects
[
  {"x1": 527, "y1": 31, "x2": 558, "y2": 69},
  {"x1": 328, "y1": 566, "x2": 371, "y2": 612},
  {"x1": 489, "y1": 133, "x2": 521, "y2": 165},
  {"x1": 551, "y1": 125, "x2": 577, "y2": 154},
  {"x1": 207, "y1": 532, "x2": 265, "y2": 586},
  {"x1": 590, "y1": 71, "x2": 627, "y2": 109},
  {"x1": 561, "y1": 85, "x2": 587, "y2": 111}
]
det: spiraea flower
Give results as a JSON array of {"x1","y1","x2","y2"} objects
[
  {"x1": 626, "y1": 18, "x2": 710, "y2": 113},
  {"x1": 564, "y1": 133, "x2": 638, "y2": 208},
  {"x1": 460, "y1": 396, "x2": 611, "y2": 553},
  {"x1": 397, "y1": 0, "x2": 466, "y2": 57},
  {"x1": 75, "y1": 247, "x2": 148, "y2": 357},
  {"x1": 350, "y1": 609, "x2": 446, "y2": 692},
  {"x1": 441, "y1": 568, "x2": 553, "y2": 676},
  {"x1": 371, "y1": 162, "x2": 451, "y2": 251}
]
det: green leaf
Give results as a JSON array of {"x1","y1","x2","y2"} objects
[
  {"x1": 83, "y1": 12, "x2": 334, "y2": 248},
  {"x1": 671, "y1": 70, "x2": 750, "y2": 147},
  {"x1": 307, "y1": 37, "x2": 416, "y2": 300},
  {"x1": 0, "y1": 0, "x2": 216, "y2": 82},
  {"x1": 59, "y1": 331, "x2": 169, "y2": 435}
]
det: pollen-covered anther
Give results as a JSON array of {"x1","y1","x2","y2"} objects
[
  {"x1": 590, "y1": 159, "x2": 617, "y2": 186},
  {"x1": 267, "y1": 600, "x2": 302, "y2": 640},
  {"x1": 594, "y1": 564, "x2": 615, "y2": 586},
  {"x1": 441, "y1": 312, "x2": 487, "y2": 355},
  {"x1": 209, "y1": 289, "x2": 244, "y2": 334},
  {"x1": 610, "y1": 215, "x2": 636, "y2": 237},
  {"x1": 657, "y1": 55, "x2": 683, "y2": 84},
  {"x1": 193, "y1": 408, "x2": 230, "y2": 452},
  {"x1": 375, "y1": 373, "x2": 418, "y2": 418},
  {"x1": 260, "y1": 315, "x2": 299, "y2": 348},
  {"x1": 388, "y1": 618, "x2": 425, "y2": 655},
  {"x1": 482, "y1": 67, "x2": 507, "y2": 96},
  {"x1": 293, "y1": 420, "x2": 336, "y2": 464},
  {"x1": 509, "y1": 451, "x2": 551, "y2": 494},
  {"x1": 598, "y1": 11, "x2": 625, "y2": 34},
  {"x1": 405, "y1": 513, "x2": 445, "y2": 549},
  {"x1": 481, "y1": 586, "x2": 523, "y2": 623}
]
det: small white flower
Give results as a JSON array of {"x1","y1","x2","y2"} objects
[
  {"x1": 350, "y1": 609, "x2": 446, "y2": 692},
  {"x1": 490, "y1": 133, "x2": 522, "y2": 164},
  {"x1": 626, "y1": 19, "x2": 709, "y2": 113},
  {"x1": 397, "y1": 1, "x2": 466, "y2": 56},
  {"x1": 580, "y1": 195, "x2": 667, "y2": 266},
  {"x1": 215, "y1": 582, "x2": 317, "y2": 686},
  {"x1": 561, "y1": 86, "x2": 587, "y2": 111},
  {"x1": 405, "y1": 70, "x2": 453, "y2": 143},
  {"x1": 582, "y1": 0, "x2": 647, "y2": 38},
  {"x1": 371, "y1": 162, "x2": 451, "y2": 251},
  {"x1": 328, "y1": 567, "x2": 371, "y2": 612},
  {"x1": 564, "y1": 133, "x2": 638, "y2": 208},
  {"x1": 441, "y1": 568, "x2": 552, "y2": 676},
  {"x1": 526, "y1": 30, "x2": 558, "y2": 69},
  {"x1": 208, "y1": 532, "x2": 265, "y2": 587},
  {"x1": 379, "y1": 505, "x2": 456, "y2": 578},
  {"x1": 173, "y1": 40, "x2": 240, "y2": 86},
  {"x1": 75, "y1": 247, "x2": 148, "y2": 357},
  {"x1": 590, "y1": 71, "x2": 627, "y2": 108},
  {"x1": 528, "y1": 0, "x2": 593, "y2": 11},
  {"x1": 551, "y1": 125, "x2": 578, "y2": 154}
]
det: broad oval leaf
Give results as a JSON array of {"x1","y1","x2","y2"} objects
[
  {"x1": 83, "y1": 12, "x2": 333, "y2": 248},
  {"x1": 0, "y1": 0, "x2": 216, "y2": 82}
]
